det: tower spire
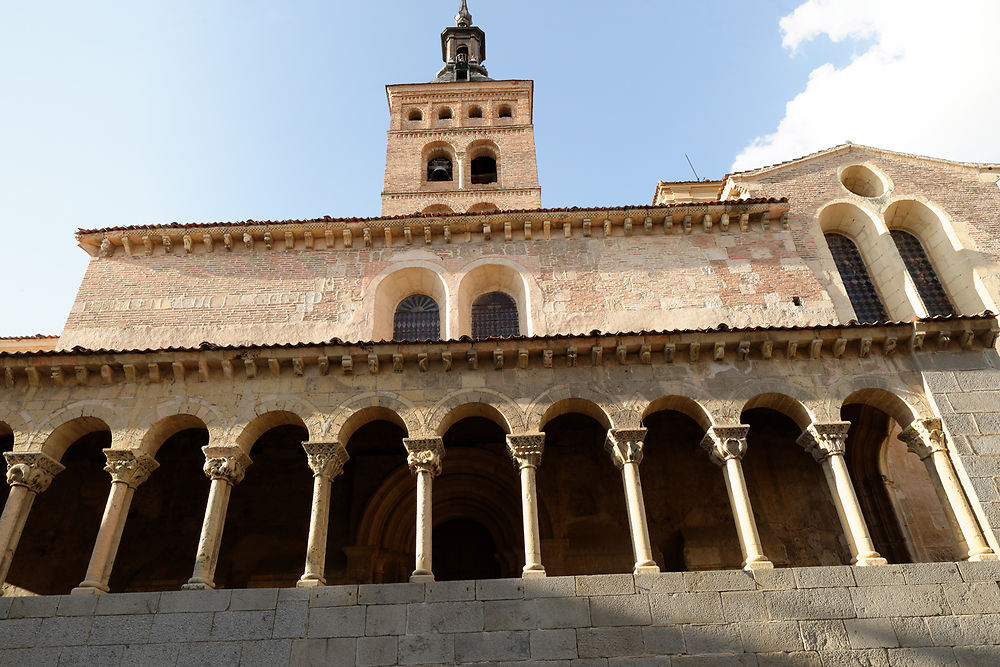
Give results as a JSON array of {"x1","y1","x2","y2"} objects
[{"x1": 456, "y1": 0, "x2": 472, "y2": 28}]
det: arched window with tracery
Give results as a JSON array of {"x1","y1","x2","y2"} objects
[
  {"x1": 890, "y1": 230, "x2": 956, "y2": 316},
  {"x1": 393, "y1": 294, "x2": 441, "y2": 341},
  {"x1": 471, "y1": 291, "x2": 519, "y2": 338},
  {"x1": 824, "y1": 233, "x2": 888, "y2": 323}
]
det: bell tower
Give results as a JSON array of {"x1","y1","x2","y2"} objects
[{"x1": 380, "y1": 1, "x2": 541, "y2": 217}]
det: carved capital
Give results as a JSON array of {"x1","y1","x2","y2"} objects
[
  {"x1": 605, "y1": 428, "x2": 647, "y2": 468},
  {"x1": 404, "y1": 437, "x2": 444, "y2": 477},
  {"x1": 103, "y1": 449, "x2": 159, "y2": 489},
  {"x1": 4, "y1": 451, "x2": 65, "y2": 493},
  {"x1": 302, "y1": 441, "x2": 349, "y2": 479},
  {"x1": 201, "y1": 446, "x2": 252, "y2": 485},
  {"x1": 700, "y1": 425, "x2": 750, "y2": 465},
  {"x1": 796, "y1": 422, "x2": 850, "y2": 462},
  {"x1": 898, "y1": 418, "x2": 947, "y2": 460},
  {"x1": 507, "y1": 433, "x2": 545, "y2": 469}
]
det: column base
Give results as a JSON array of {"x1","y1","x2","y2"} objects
[
  {"x1": 742, "y1": 558, "x2": 774, "y2": 571},
  {"x1": 296, "y1": 578, "x2": 326, "y2": 588},
  {"x1": 182, "y1": 581, "x2": 216, "y2": 591},
  {"x1": 70, "y1": 583, "x2": 108, "y2": 595},
  {"x1": 634, "y1": 564, "x2": 660, "y2": 575},
  {"x1": 967, "y1": 552, "x2": 1000, "y2": 562},
  {"x1": 522, "y1": 566, "x2": 547, "y2": 579},
  {"x1": 853, "y1": 555, "x2": 888, "y2": 567},
  {"x1": 409, "y1": 574, "x2": 435, "y2": 583}
]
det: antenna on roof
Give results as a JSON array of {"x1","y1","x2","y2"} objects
[{"x1": 684, "y1": 154, "x2": 701, "y2": 181}]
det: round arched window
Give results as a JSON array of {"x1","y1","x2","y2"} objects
[
  {"x1": 471, "y1": 291, "x2": 519, "y2": 338},
  {"x1": 394, "y1": 294, "x2": 441, "y2": 341}
]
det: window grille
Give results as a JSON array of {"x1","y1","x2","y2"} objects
[
  {"x1": 471, "y1": 291, "x2": 519, "y2": 338},
  {"x1": 825, "y1": 233, "x2": 888, "y2": 323},
  {"x1": 393, "y1": 294, "x2": 441, "y2": 341},
  {"x1": 890, "y1": 230, "x2": 956, "y2": 317}
]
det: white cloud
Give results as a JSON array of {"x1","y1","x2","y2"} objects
[{"x1": 733, "y1": 0, "x2": 1000, "y2": 171}]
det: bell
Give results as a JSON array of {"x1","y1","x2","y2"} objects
[{"x1": 430, "y1": 166, "x2": 451, "y2": 182}]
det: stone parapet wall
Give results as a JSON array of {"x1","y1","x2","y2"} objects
[{"x1": 3, "y1": 563, "x2": 1000, "y2": 665}]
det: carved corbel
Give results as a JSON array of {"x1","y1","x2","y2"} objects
[
  {"x1": 859, "y1": 338, "x2": 872, "y2": 358},
  {"x1": 720, "y1": 214, "x2": 730, "y2": 232},
  {"x1": 739, "y1": 213, "x2": 749, "y2": 232},
  {"x1": 543, "y1": 349, "x2": 553, "y2": 368},
  {"x1": 143, "y1": 235, "x2": 153, "y2": 256},
  {"x1": 616, "y1": 345, "x2": 627, "y2": 365},
  {"x1": 482, "y1": 224, "x2": 491, "y2": 241},
  {"x1": 884, "y1": 336, "x2": 898, "y2": 355},
  {"x1": 738, "y1": 341, "x2": 751, "y2": 361},
  {"x1": 363, "y1": 228, "x2": 372, "y2": 247},
  {"x1": 663, "y1": 344, "x2": 675, "y2": 363},
  {"x1": 417, "y1": 352, "x2": 429, "y2": 372},
  {"x1": 937, "y1": 331, "x2": 952, "y2": 351},
  {"x1": 203, "y1": 234, "x2": 213, "y2": 253},
  {"x1": 75, "y1": 366, "x2": 88, "y2": 384},
  {"x1": 292, "y1": 358, "x2": 304, "y2": 376},
  {"x1": 623, "y1": 218, "x2": 632, "y2": 236},
  {"x1": 566, "y1": 346, "x2": 577, "y2": 367},
  {"x1": 367, "y1": 353, "x2": 379, "y2": 375},
  {"x1": 244, "y1": 359, "x2": 256, "y2": 378},
  {"x1": 441, "y1": 352, "x2": 452, "y2": 372},
  {"x1": 664, "y1": 215, "x2": 673, "y2": 233},
  {"x1": 425, "y1": 226, "x2": 432, "y2": 245},
  {"x1": 639, "y1": 344, "x2": 651, "y2": 364},
  {"x1": 148, "y1": 362, "x2": 161, "y2": 382},
  {"x1": 198, "y1": 360, "x2": 210, "y2": 382},
  {"x1": 223, "y1": 233, "x2": 233, "y2": 251},
  {"x1": 243, "y1": 233, "x2": 254, "y2": 251},
  {"x1": 713, "y1": 342, "x2": 725, "y2": 361},
  {"x1": 603, "y1": 220, "x2": 612, "y2": 238},
  {"x1": 317, "y1": 356, "x2": 330, "y2": 376},
  {"x1": 786, "y1": 341, "x2": 798, "y2": 360},
  {"x1": 543, "y1": 220, "x2": 551, "y2": 239},
  {"x1": 504, "y1": 222, "x2": 512, "y2": 241},
  {"x1": 643, "y1": 216, "x2": 652, "y2": 234},
  {"x1": 833, "y1": 338, "x2": 847, "y2": 358},
  {"x1": 689, "y1": 342, "x2": 701, "y2": 362},
  {"x1": 911, "y1": 331, "x2": 926, "y2": 351},
  {"x1": 342, "y1": 355, "x2": 353, "y2": 375},
  {"x1": 582, "y1": 219, "x2": 591, "y2": 237},
  {"x1": 342, "y1": 229, "x2": 352, "y2": 248},
  {"x1": 761, "y1": 212, "x2": 771, "y2": 231},
  {"x1": 961, "y1": 330, "x2": 975, "y2": 350},
  {"x1": 703, "y1": 214, "x2": 712, "y2": 233},
  {"x1": 268, "y1": 358, "x2": 280, "y2": 377},
  {"x1": 518, "y1": 349, "x2": 529, "y2": 369},
  {"x1": 563, "y1": 221, "x2": 572, "y2": 239},
  {"x1": 404, "y1": 226, "x2": 413, "y2": 244},
  {"x1": 172, "y1": 361, "x2": 185, "y2": 383},
  {"x1": 444, "y1": 224, "x2": 452, "y2": 243},
  {"x1": 304, "y1": 231, "x2": 314, "y2": 249},
  {"x1": 263, "y1": 230, "x2": 273, "y2": 250},
  {"x1": 51, "y1": 367, "x2": 64, "y2": 386},
  {"x1": 682, "y1": 215, "x2": 692, "y2": 234},
  {"x1": 392, "y1": 354, "x2": 404, "y2": 372},
  {"x1": 493, "y1": 349, "x2": 504, "y2": 370},
  {"x1": 467, "y1": 350, "x2": 478, "y2": 370},
  {"x1": 183, "y1": 234, "x2": 193, "y2": 254},
  {"x1": 221, "y1": 360, "x2": 233, "y2": 380},
  {"x1": 810, "y1": 339, "x2": 822, "y2": 360},
  {"x1": 99, "y1": 238, "x2": 113, "y2": 257},
  {"x1": 284, "y1": 231, "x2": 294, "y2": 250},
  {"x1": 591, "y1": 345, "x2": 602, "y2": 366},
  {"x1": 122, "y1": 236, "x2": 133, "y2": 256}
]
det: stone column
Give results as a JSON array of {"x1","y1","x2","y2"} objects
[
  {"x1": 507, "y1": 432, "x2": 546, "y2": 578},
  {"x1": 404, "y1": 437, "x2": 444, "y2": 582},
  {"x1": 700, "y1": 425, "x2": 774, "y2": 571},
  {"x1": 72, "y1": 450, "x2": 159, "y2": 594},
  {"x1": 0, "y1": 452, "x2": 64, "y2": 586},
  {"x1": 184, "y1": 446, "x2": 252, "y2": 590},
  {"x1": 797, "y1": 422, "x2": 887, "y2": 566},
  {"x1": 298, "y1": 441, "x2": 350, "y2": 587},
  {"x1": 899, "y1": 418, "x2": 999, "y2": 561},
  {"x1": 606, "y1": 428, "x2": 659, "y2": 574}
]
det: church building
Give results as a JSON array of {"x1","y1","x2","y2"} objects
[{"x1": 2, "y1": 2, "x2": 1000, "y2": 664}]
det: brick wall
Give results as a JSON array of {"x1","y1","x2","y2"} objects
[{"x1": 3, "y1": 564, "x2": 999, "y2": 665}]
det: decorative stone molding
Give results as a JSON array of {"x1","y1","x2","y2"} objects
[
  {"x1": 700, "y1": 425, "x2": 750, "y2": 465},
  {"x1": 302, "y1": 441, "x2": 350, "y2": 479},
  {"x1": 201, "y1": 446, "x2": 252, "y2": 485},
  {"x1": 404, "y1": 437, "x2": 444, "y2": 476},
  {"x1": 796, "y1": 422, "x2": 851, "y2": 462},
  {"x1": 506, "y1": 433, "x2": 544, "y2": 469},
  {"x1": 3, "y1": 451, "x2": 65, "y2": 493},
  {"x1": 898, "y1": 418, "x2": 948, "y2": 460},
  {"x1": 605, "y1": 428, "x2": 647, "y2": 468},
  {"x1": 103, "y1": 449, "x2": 159, "y2": 489}
]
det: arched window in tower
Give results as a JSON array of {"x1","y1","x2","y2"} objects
[
  {"x1": 407, "y1": 109, "x2": 423, "y2": 121},
  {"x1": 890, "y1": 230, "x2": 956, "y2": 316},
  {"x1": 471, "y1": 291, "x2": 519, "y2": 338},
  {"x1": 468, "y1": 105, "x2": 483, "y2": 119},
  {"x1": 497, "y1": 105, "x2": 513, "y2": 119},
  {"x1": 427, "y1": 157, "x2": 453, "y2": 182},
  {"x1": 456, "y1": 45, "x2": 469, "y2": 62},
  {"x1": 393, "y1": 295, "x2": 441, "y2": 341},
  {"x1": 471, "y1": 155, "x2": 497, "y2": 184},
  {"x1": 824, "y1": 233, "x2": 888, "y2": 323}
]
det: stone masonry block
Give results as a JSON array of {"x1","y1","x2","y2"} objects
[
  {"x1": 290, "y1": 638, "x2": 357, "y2": 666},
  {"x1": 159, "y1": 589, "x2": 231, "y2": 613},
  {"x1": 576, "y1": 573, "x2": 636, "y2": 596},
  {"x1": 0, "y1": 618, "x2": 42, "y2": 649},
  {"x1": 357, "y1": 636, "x2": 397, "y2": 667},
  {"x1": 484, "y1": 599, "x2": 537, "y2": 631},
  {"x1": 792, "y1": 565, "x2": 856, "y2": 588},
  {"x1": 309, "y1": 605, "x2": 366, "y2": 638},
  {"x1": 59, "y1": 645, "x2": 127, "y2": 667},
  {"x1": 121, "y1": 643, "x2": 180, "y2": 667},
  {"x1": 890, "y1": 617, "x2": 934, "y2": 648},
  {"x1": 7, "y1": 596, "x2": 58, "y2": 619},
  {"x1": 954, "y1": 645, "x2": 1000, "y2": 666},
  {"x1": 359, "y1": 582, "x2": 422, "y2": 605},
  {"x1": 398, "y1": 634, "x2": 454, "y2": 665},
  {"x1": 958, "y1": 560, "x2": 1000, "y2": 582},
  {"x1": 88, "y1": 613, "x2": 153, "y2": 645},
  {"x1": 577, "y1": 627, "x2": 645, "y2": 658},
  {"x1": 887, "y1": 647, "x2": 957, "y2": 666},
  {"x1": 273, "y1": 600, "x2": 308, "y2": 639},
  {"x1": 239, "y1": 639, "x2": 292, "y2": 665},
  {"x1": 454, "y1": 630, "x2": 531, "y2": 662},
  {"x1": 210, "y1": 609, "x2": 276, "y2": 641},
  {"x1": 850, "y1": 585, "x2": 949, "y2": 618},
  {"x1": 175, "y1": 641, "x2": 241, "y2": 667},
  {"x1": 947, "y1": 391, "x2": 1000, "y2": 414},
  {"x1": 589, "y1": 594, "x2": 652, "y2": 627},
  {"x1": 534, "y1": 596, "x2": 591, "y2": 628},
  {"x1": 55, "y1": 595, "x2": 98, "y2": 617},
  {"x1": 94, "y1": 591, "x2": 160, "y2": 615},
  {"x1": 968, "y1": 435, "x2": 1000, "y2": 456},
  {"x1": 970, "y1": 476, "x2": 1000, "y2": 502},
  {"x1": 926, "y1": 615, "x2": 995, "y2": 646},
  {"x1": 641, "y1": 625, "x2": 684, "y2": 654},
  {"x1": 0, "y1": 647, "x2": 63, "y2": 667},
  {"x1": 531, "y1": 628, "x2": 578, "y2": 660},
  {"x1": 923, "y1": 371, "x2": 960, "y2": 392},
  {"x1": 425, "y1": 580, "x2": 476, "y2": 602},
  {"x1": 35, "y1": 616, "x2": 92, "y2": 647},
  {"x1": 812, "y1": 648, "x2": 890, "y2": 666},
  {"x1": 309, "y1": 584, "x2": 358, "y2": 607},
  {"x1": 148, "y1": 611, "x2": 213, "y2": 643},
  {"x1": 765, "y1": 588, "x2": 855, "y2": 620},
  {"x1": 722, "y1": 591, "x2": 769, "y2": 621},
  {"x1": 756, "y1": 651, "x2": 823, "y2": 667},
  {"x1": 853, "y1": 565, "x2": 905, "y2": 587},
  {"x1": 523, "y1": 575, "x2": 576, "y2": 598},
  {"x1": 0, "y1": 596, "x2": 12, "y2": 620},
  {"x1": 407, "y1": 600, "x2": 484, "y2": 633},
  {"x1": 476, "y1": 578, "x2": 524, "y2": 600},
  {"x1": 740, "y1": 620, "x2": 803, "y2": 653},
  {"x1": 229, "y1": 587, "x2": 279, "y2": 611},
  {"x1": 278, "y1": 587, "x2": 310, "y2": 602},
  {"x1": 844, "y1": 619, "x2": 900, "y2": 649},
  {"x1": 682, "y1": 622, "x2": 743, "y2": 654},
  {"x1": 683, "y1": 569, "x2": 756, "y2": 591},
  {"x1": 942, "y1": 412, "x2": 978, "y2": 435},
  {"x1": 797, "y1": 620, "x2": 851, "y2": 651},
  {"x1": 365, "y1": 603, "x2": 407, "y2": 636},
  {"x1": 634, "y1": 571, "x2": 685, "y2": 594},
  {"x1": 649, "y1": 592, "x2": 725, "y2": 625},
  {"x1": 672, "y1": 653, "x2": 758, "y2": 666},
  {"x1": 974, "y1": 412, "x2": 1000, "y2": 435},
  {"x1": 752, "y1": 568, "x2": 797, "y2": 590},
  {"x1": 942, "y1": 582, "x2": 1000, "y2": 614}
]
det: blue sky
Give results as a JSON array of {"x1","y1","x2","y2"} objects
[{"x1": 2, "y1": 1, "x2": 997, "y2": 335}]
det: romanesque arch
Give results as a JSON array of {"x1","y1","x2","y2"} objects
[
  {"x1": 369, "y1": 263, "x2": 451, "y2": 341},
  {"x1": 331, "y1": 391, "x2": 421, "y2": 444},
  {"x1": 456, "y1": 259, "x2": 538, "y2": 338}
]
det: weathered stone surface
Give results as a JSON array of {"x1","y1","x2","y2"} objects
[
  {"x1": 453, "y1": 630, "x2": 530, "y2": 662},
  {"x1": 93, "y1": 592, "x2": 159, "y2": 616},
  {"x1": 425, "y1": 580, "x2": 476, "y2": 602},
  {"x1": 121, "y1": 643, "x2": 180, "y2": 667},
  {"x1": 272, "y1": 600, "x2": 308, "y2": 639},
  {"x1": 753, "y1": 568, "x2": 797, "y2": 591},
  {"x1": 793, "y1": 565, "x2": 855, "y2": 589},
  {"x1": 148, "y1": 612, "x2": 213, "y2": 643},
  {"x1": 799, "y1": 620, "x2": 851, "y2": 651},
  {"x1": 722, "y1": 591, "x2": 769, "y2": 621},
  {"x1": 159, "y1": 589, "x2": 231, "y2": 613},
  {"x1": 740, "y1": 620, "x2": 803, "y2": 653},
  {"x1": 365, "y1": 603, "x2": 406, "y2": 636},
  {"x1": 683, "y1": 622, "x2": 743, "y2": 654},
  {"x1": 954, "y1": 644, "x2": 1000, "y2": 666},
  {"x1": 476, "y1": 578, "x2": 524, "y2": 600},
  {"x1": 229, "y1": 587, "x2": 279, "y2": 611},
  {"x1": 887, "y1": 646, "x2": 957, "y2": 666},
  {"x1": 210, "y1": 609, "x2": 275, "y2": 641},
  {"x1": 891, "y1": 617, "x2": 935, "y2": 648},
  {"x1": 55, "y1": 595, "x2": 99, "y2": 617},
  {"x1": 530, "y1": 628, "x2": 578, "y2": 660},
  {"x1": 523, "y1": 575, "x2": 576, "y2": 598},
  {"x1": 309, "y1": 584, "x2": 358, "y2": 607},
  {"x1": 765, "y1": 588, "x2": 855, "y2": 620},
  {"x1": 359, "y1": 582, "x2": 422, "y2": 605},
  {"x1": 534, "y1": 597, "x2": 591, "y2": 628},
  {"x1": 634, "y1": 571, "x2": 685, "y2": 594},
  {"x1": 397, "y1": 633, "x2": 453, "y2": 665},
  {"x1": 175, "y1": 641, "x2": 241, "y2": 667},
  {"x1": 899, "y1": 563, "x2": 963, "y2": 585},
  {"x1": 756, "y1": 651, "x2": 823, "y2": 666},
  {"x1": 484, "y1": 599, "x2": 537, "y2": 631},
  {"x1": 854, "y1": 565, "x2": 906, "y2": 587},
  {"x1": 240, "y1": 639, "x2": 292, "y2": 665},
  {"x1": 817, "y1": 648, "x2": 890, "y2": 666},
  {"x1": 357, "y1": 636, "x2": 397, "y2": 666},
  {"x1": 649, "y1": 592, "x2": 725, "y2": 625},
  {"x1": 58, "y1": 645, "x2": 127, "y2": 667},
  {"x1": 36, "y1": 616, "x2": 92, "y2": 647},
  {"x1": 684, "y1": 569, "x2": 756, "y2": 592},
  {"x1": 589, "y1": 594, "x2": 651, "y2": 626},
  {"x1": 577, "y1": 627, "x2": 645, "y2": 658},
  {"x1": 640, "y1": 624, "x2": 684, "y2": 654},
  {"x1": 406, "y1": 600, "x2": 484, "y2": 633},
  {"x1": 577, "y1": 573, "x2": 636, "y2": 596},
  {"x1": 8, "y1": 596, "x2": 58, "y2": 619},
  {"x1": 309, "y1": 605, "x2": 366, "y2": 638},
  {"x1": 941, "y1": 582, "x2": 1000, "y2": 615},
  {"x1": 290, "y1": 638, "x2": 357, "y2": 666},
  {"x1": 851, "y1": 585, "x2": 950, "y2": 618},
  {"x1": 88, "y1": 613, "x2": 153, "y2": 645},
  {"x1": 845, "y1": 618, "x2": 900, "y2": 649}
]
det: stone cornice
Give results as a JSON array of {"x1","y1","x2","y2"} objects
[
  {"x1": 1, "y1": 317, "x2": 994, "y2": 392},
  {"x1": 76, "y1": 201, "x2": 790, "y2": 258}
]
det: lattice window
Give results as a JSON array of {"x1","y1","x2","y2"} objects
[
  {"x1": 890, "y1": 230, "x2": 956, "y2": 317},
  {"x1": 393, "y1": 294, "x2": 441, "y2": 341},
  {"x1": 825, "y1": 233, "x2": 888, "y2": 323},
  {"x1": 471, "y1": 291, "x2": 519, "y2": 338}
]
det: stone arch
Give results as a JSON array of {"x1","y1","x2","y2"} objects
[
  {"x1": 421, "y1": 204, "x2": 454, "y2": 215},
  {"x1": 368, "y1": 262, "x2": 452, "y2": 341},
  {"x1": 0, "y1": 411, "x2": 31, "y2": 449},
  {"x1": 456, "y1": 258, "x2": 541, "y2": 337},
  {"x1": 884, "y1": 198, "x2": 992, "y2": 314},
  {"x1": 465, "y1": 139, "x2": 500, "y2": 187},
  {"x1": 138, "y1": 414, "x2": 211, "y2": 457},
  {"x1": 841, "y1": 387, "x2": 923, "y2": 428},
  {"x1": 331, "y1": 392, "x2": 422, "y2": 445},
  {"x1": 536, "y1": 397, "x2": 615, "y2": 432},
  {"x1": 147, "y1": 397, "x2": 230, "y2": 442},
  {"x1": 235, "y1": 410, "x2": 311, "y2": 453},
  {"x1": 817, "y1": 200, "x2": 916, "y2": 321},
  {"x1": 29, "y1": 401, "x2": 125, "y2": 459},
  {"x1": 425, "y1": 389, "x2": 523, "y2": 436},
  {"x1": 528, "y1": 384, "x2": 625, "y2": 431},
  {"x1": 467, "y1": 202, "x2": 500, "y2": 214},
  {"x1": 838, "y1": 162, "x2": 891, "y2": 198},
  {"x1": 740, "y1": 393, "x2": 815, "y2": 431},
  {"x1": 642, "y1": 395, "x2": 714, "y2": 433},
  {"x1": 421, "y1": 140, "x2": 456, "y2": 185}
]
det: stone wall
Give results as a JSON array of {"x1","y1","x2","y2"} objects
[{"x1": 3, "y1": 564, "x2": 1000, "y2": 665}]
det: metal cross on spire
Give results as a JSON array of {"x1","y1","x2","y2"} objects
[{"x1": 456, "y1": 0, "x2": 473, "y2": 27}]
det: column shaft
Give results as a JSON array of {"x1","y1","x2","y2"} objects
[
  {"x1": 930, "y1": 450, "x2": 997, "y2": 560},
  {"x1": 300, "y1": 475, "x2": 333, "y2": 586},
  {"x1": 723, "y1": 458, "x2": 772, "y2": 570},
  {"x1": 519, "y1": 464, "x2": 544, "y2": 576},
  {"x1": 413, "y1": 469, "x2": 434, "y2": 580},
  {"x1": 186, "y1": 477, "x2": 233, "y2": 589},
  {"x1": 73, "y1": 482, "x2": 135, "y2": 594},
  {"x1": 824, "y1": 454, "x2": 886, "y2": 565},
  {"x1": 622, "y1": 461, "x2": 657, "y2": 572},
  {"x1": 0, "y1": 486, "x2": 36, "y2": 585}
]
